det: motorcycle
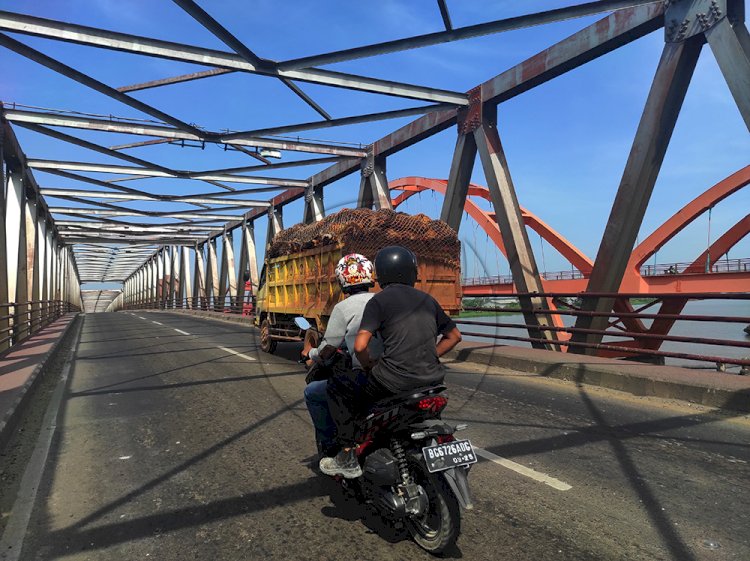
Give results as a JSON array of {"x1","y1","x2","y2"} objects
[{"x1": 295, "y1": 318, "x2": 474, "y2": 554}]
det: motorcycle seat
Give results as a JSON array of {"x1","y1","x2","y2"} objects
[{"x1": 368, "y1": 384, "x2": 447, "y2": 412}]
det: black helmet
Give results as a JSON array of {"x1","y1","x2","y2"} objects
[{"x1": 374, "y1": 245, "x2": 417, "y2": 287}]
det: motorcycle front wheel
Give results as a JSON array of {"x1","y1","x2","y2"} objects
[{"x1": 405, "y1": 458, "x2": 461, "y2": 554}]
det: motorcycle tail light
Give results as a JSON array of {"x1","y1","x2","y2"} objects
[
  {"x1": 436, "y1": 434, "x2": 455, "y2": 444},
  {"x1": 415, "y1": 396, "x2": 448, "y2": 413}
]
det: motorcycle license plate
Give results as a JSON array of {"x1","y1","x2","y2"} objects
[{"x1": 422, "y1": 439, "x2": 477, "y2": 473}]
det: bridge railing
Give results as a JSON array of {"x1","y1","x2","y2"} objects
[
  {"x1": 457, "y1": 292, "x2": 750, "y2": 371},
  {"x1": 0, "y1": 300, "x2": 80, "y2": 351},
  {"x1": 462, "y1": 258, "x2": 750, "y2": 286},
  {"x1": 122, "y1": 295, "x2": 254, "y2": 318}
]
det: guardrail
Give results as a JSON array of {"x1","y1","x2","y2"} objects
[
  {"x1": 462, "y1": 257, "x2": 750, "y2": 286},
  {"x1": 0, "y1": 300, "x2": 80, "y2": 353},
  {"x1": 457, "y1": 292, "x2": 750, "y2": 370}
]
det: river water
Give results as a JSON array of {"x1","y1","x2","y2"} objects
[{"x1": 455, "y1": 299, "x2": 750, "y2": 371}]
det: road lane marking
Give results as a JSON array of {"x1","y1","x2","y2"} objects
[
  {"x1": 174, "y1": 329, "x2": 191, "y2": 335},
  {"x1": 218, "y1": 345, "x2": 256, "y2": 362},
  {"x1": 474, "y1": 447, "x2": 572, "y2": 491},
  {"x1": 136, "y1": 316, "x2": 146, "y2": 320},
  {"x1": 152, "y1": 321, "x2": 163, "y2": 325}
]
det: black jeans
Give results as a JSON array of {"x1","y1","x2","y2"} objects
[{"x1": 326, "y1": 368, "x2": 393, "y2": 447}]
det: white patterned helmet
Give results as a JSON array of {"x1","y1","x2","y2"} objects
[{"x1": 335, "y1": 253, "x2": 374, "y2": 291}]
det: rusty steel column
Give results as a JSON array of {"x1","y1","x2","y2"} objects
[
  {"x1": 266, "y1": 205, "x2": 283, "y2": 253},
  {"x1": 572, "y1": 36, "x2": 702, "y2": 353},
  {"x1": 219, "y1": 232, "x2": 236, "y2": 311},
  {"x1": 151, "y1": 257, "x2": 159, "y2": 308},
  {"x1": 169, "y1": 245, "x2": 179, "y2": 309},
  {"x1": 176, "y1": 246, "x2": 186, "y2": 309},
  {"x1": 705, "y1": 16, "x2": 750, "y2": 130},
  {"x1": 236, "y1": 221, "x2": 258, "y2": 312},
  {"x1": 303, "y1": 182, "x2": 325, "y2": 224},
  {"x1": 473, "y1": 106, "x2": 557, "y2": 350},
  {"x1": 206, "y1": 239, "x2": 219, "y2": 310},
  {"x1": 42, "y1": 222, "x2": 53, "y2": 321},
  {"x1": 0, "y1": 137, "x2": 8, "y2": 352},
  {"x1": 193, "y1": 244, "x2": 207, "y2": 309},
  {"x1": 441, "y1": 88, "x2": 480, "y2": 232},
  {"x1": 358, "y1": 151, "x2": 392, "y2": 210},
  {"x1": 28, "y1": 200, "x2": 42, "y2": 331},
  {"x1": 12, "y1": 171, "x2": 29, "y2": 340}
]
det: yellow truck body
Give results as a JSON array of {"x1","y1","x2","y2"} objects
[{"x1": 255, "y1": 243, "x2": 461, "y2": 353}]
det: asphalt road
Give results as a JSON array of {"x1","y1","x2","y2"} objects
[{"x1": 2, "y1": 311, "x2": 749, "y2": 561}]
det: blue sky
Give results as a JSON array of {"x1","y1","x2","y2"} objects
[{"x1": 2, "y1": 0, "x2": 748, "y2": 286}]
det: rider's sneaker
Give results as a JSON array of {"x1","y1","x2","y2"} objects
[{"x1": 319, "y1": 448, "x2": 363, "y2": 479}]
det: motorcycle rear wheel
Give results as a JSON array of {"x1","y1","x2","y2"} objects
[{"x1": 405, "y1": 459, "x2": 461, "y2": 554}]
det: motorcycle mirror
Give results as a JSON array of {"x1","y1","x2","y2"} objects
[{"x1": 294, "y1": 317, "x2": 312, "y2": 331}]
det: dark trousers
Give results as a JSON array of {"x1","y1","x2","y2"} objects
[{"x1": 326, "y1": 368, "x2": 393, "y2": 447}]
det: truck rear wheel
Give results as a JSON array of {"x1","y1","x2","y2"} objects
[{"x1": 260, "y1": 319, "x2": 277, "y2": 354}]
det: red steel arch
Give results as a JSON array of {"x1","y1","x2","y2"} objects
[
  {"x1": 389, "y1": 168, "x2": 750, "y2": 357},
  {"x1": 390, "y1": 177, "x2": 593, "y2": 275}
]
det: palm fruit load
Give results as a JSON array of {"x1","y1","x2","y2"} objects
[{"x1": 267, "y1": 208, "x2": 460, "y2": 271}]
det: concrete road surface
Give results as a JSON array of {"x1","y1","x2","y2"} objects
[{"x1": 1, "y1": 312, "x2": 749, "y2": 560}]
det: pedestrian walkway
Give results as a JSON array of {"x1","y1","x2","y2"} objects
[{"x1": 0, "y1": 314, "x2": 78, "y2": 449}]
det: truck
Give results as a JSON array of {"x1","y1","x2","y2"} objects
[{"x1": 254, "y1": 208, "x2": 462, "y2": 353}]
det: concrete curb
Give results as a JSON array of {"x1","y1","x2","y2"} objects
[
  {"x1": 0, "y1": 314, "x2": 81, "y2": 452},
  {"x1": 444, "y1": 345, "x2": 750, "y2": 413},
  {"x1": 133, "y1": 309, "x2": 257, "y2": 326}
]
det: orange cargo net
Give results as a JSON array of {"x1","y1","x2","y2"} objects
[{"x1": 268, "y1": 208, "x2": 460, "y2": 270}]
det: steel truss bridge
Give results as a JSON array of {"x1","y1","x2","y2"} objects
[{"x1": 1, "y1": 1, "x2": 748, "y2": 365}]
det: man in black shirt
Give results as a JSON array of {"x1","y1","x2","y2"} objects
[{"x1": 319, "y1": 245, "x2": 462, "y2": 478}]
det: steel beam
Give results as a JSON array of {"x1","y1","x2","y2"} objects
[
  {"x1": 258, "y1": 2, "x2": 664, "y2": 231},
  {"x1": 205, "y1": 238, "x2": 219, "y2": 306},
  {"x1": 27, "y1": 159, "x2": 309, "y2": 188},
  {"x1": 236, "y1": 222, "x2": 258, "y2": 310},
  {"x1": 474, "y1": 111, "x2": 557, "y2": 350},
  {"x1": 0, "y1": 11, "x2": 467, "y2": 105},
  {"x1": 2, "y1": 108, "x2": 368, "y2": 157},
  {"x1": 193, "y1": 245, "x2": 206, "y2": 309},
  {"x1": 0, "y1": 33, "x2": 202, "y2": 136},
  {"x1": 0, "y1": 150, "x2": 8, "y2": 351},
  {"x1": 357, "y1": 154, "x2": 392, "y2": 210},
  {"x1": 571, "y1": 37, "x2": 703, "y2": 353},
  {"x1": 171, "y1": 0, "x2": 331, "y2": 120},
  {"x1": 303, "y1": 184, "x2": 325, "y2": 225},
  {"x1": 266, "y1": 206, "x2": 283, "y2": 252},
  {"x1": 222, "y1": 103, "x2": 455, "y2": 140},
  {"x1": 179, "y1": 247, "x2": 191, "y2": 308},
  {"x1": 705, "y1": 18, "x2": 750, "y2": 131},
  {"x1": 437, "y1": 0, "x2": 453, "y2": 31},
  {"x1": 440, "y1": 132, "x2": 477, "y2": 231},
  {"x1": 40, "y1": 188, "x2": 271, "y2": 207},
  {"x1": 278, "y1": 0, "x2": 656, "y2": 70}
]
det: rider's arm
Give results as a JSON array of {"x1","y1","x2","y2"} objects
[
  {"x1": 436, "y1": 326, "x2": 462, "y2": 357},
  {"x1": 354, "y1": 329, "x2": 375, "y2": 370},
  {"x1": 307, "y1": 304, "x2": 347, "y2": 363}
]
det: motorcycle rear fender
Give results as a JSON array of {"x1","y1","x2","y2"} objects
[{"x1": 440, "y1": 465, "x2": 473, "y2": 510}]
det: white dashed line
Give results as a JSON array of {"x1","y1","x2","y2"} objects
[
  {"x1": 152, "y1": 321, "x2": 163, "y2": 325},
  {"x1": 218, "y1": 346, "x2": 256, "y2": 362},
  {"x1": 137, "y1": 316, "x2": 146, "y2": 320},
  {"x1": 474, "y1": 447, "x2": 572, "y2": 491},
  {"x1": 174, "y1": 329, "x2": 191, "y2": 335}
]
